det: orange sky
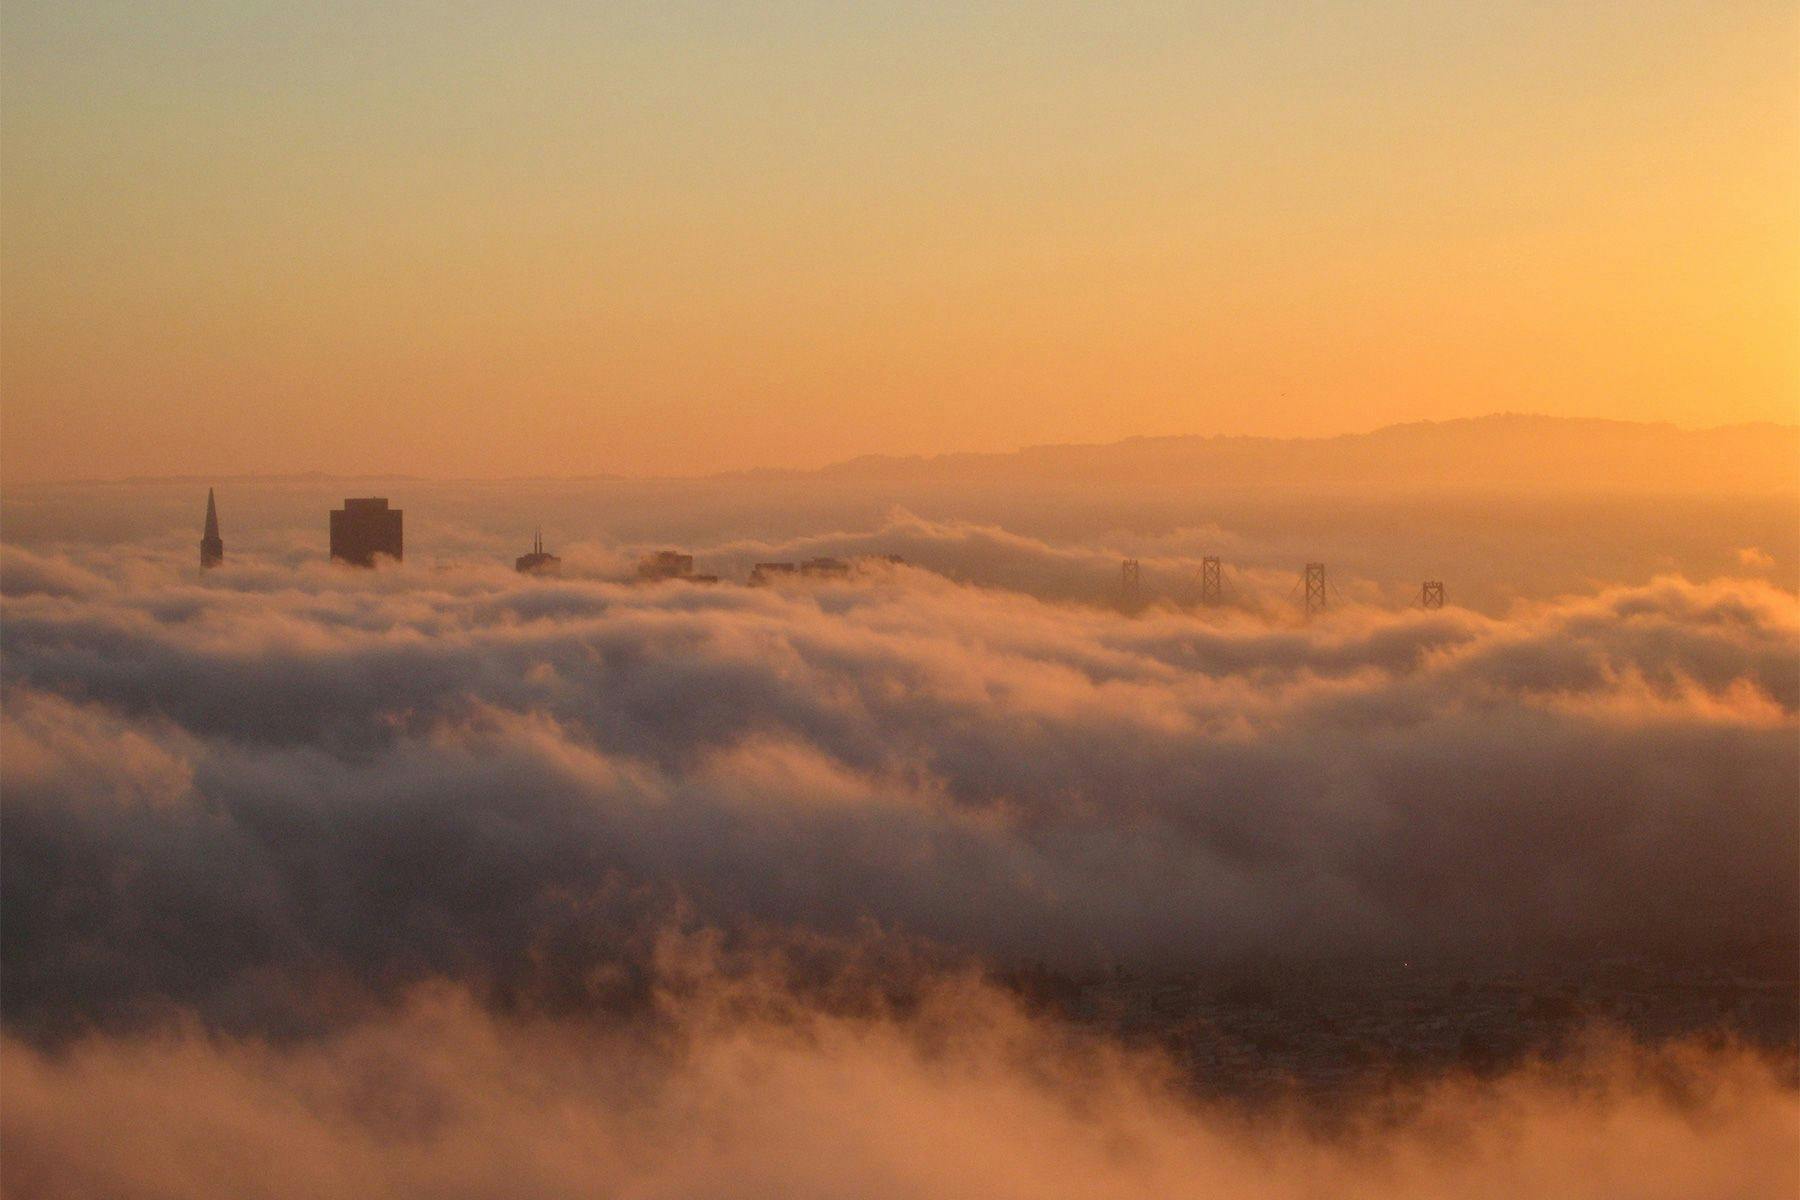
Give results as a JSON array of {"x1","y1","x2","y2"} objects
[{"x1": 2, "y1": 3, "x2": 1796, "y2": 482}]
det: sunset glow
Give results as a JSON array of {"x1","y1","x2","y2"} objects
[
  {"x1": 3, "y1": 7, "x2": 1796, "y2": 1198},
  {"x1": 3, "y1": 3, "x2": 1796, "y2": 481}
]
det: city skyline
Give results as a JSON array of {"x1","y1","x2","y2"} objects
[
  {"x1": 3, "y1": 4, "x2": 1794, "y2": 1196},
  {"x1": 186, "y1": 488, "x2": 1402, "y2": 614}
]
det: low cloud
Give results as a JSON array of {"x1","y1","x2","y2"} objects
[
  {"x1": 3, "y1": 542, "x2": 1794, "y2": 1034},
  {"x1": 4, "y1": 965, "x2": 1794, "y2": 1200},
  {"x1": 4, "y1": 530, "x2": 1797, "y2": 1194}
]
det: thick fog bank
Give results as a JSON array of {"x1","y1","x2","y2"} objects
[
  {"x1": 4, "y1": 539, "x2": 1793, "y2": 1036},
  {"x1": 4, "y1": 964, "x2": 1794, "y2": 1200}
]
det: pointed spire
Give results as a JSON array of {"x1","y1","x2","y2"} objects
[{"x1": 200, "y1": 488, "x2": 224, "y2": 568}]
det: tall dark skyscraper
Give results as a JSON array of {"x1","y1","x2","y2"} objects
[
  {"x1": 329, "y1": 497, "x2": 403, "y2": 567},
  {"x1": 200, "y1": 488, "x2": 224, "y2": 569}
]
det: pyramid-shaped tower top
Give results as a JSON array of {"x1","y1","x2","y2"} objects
[{"x1": 200, "y1": 487, "x2": 224, "y2": 568}]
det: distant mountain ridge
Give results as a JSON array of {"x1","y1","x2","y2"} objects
[
  {"x1": 759, "y1": 414, "x2": 1799, "y2": 493},
  {"x1": 13, "y1": 415, "x2": 1794, "y2": 491}
]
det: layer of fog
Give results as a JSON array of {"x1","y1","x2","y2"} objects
[
  {"x1": 4, "y1": 537, "x2": 1793, "y2": 1036},
  {"x1": 7, "y1": 470, "x2": 1798, "y2": 1196},
  {"x1": 5, "y1": 952, "x2": 1794, "y2": 1200}
]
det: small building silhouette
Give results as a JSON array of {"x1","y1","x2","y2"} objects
[
  {"x1": 200, "y1": 488, "x2": 224, "y2": 569},
  {"x1": 751, "y1": 555, "x2": 891, "y2": 585},
  {"x1": 749, "y1": 561, "x2": 797, "y2": 585},
  {"x1": 330, "y1": 497, "x2": 403, "y2": 567},
  {"x1": 637, "y1": 550, "x2": 694, "y2": 581},
  {"x1": 515, "y1": 529, "x2": 561, "y2": 576}
]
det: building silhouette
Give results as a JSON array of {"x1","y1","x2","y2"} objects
[
  {"x1": 330, "y1": 497, "x2": 403, "y2": 567},
  {"x1": 749, "y1": 561, "x2": 797, "y2": 585},
  {"x1": 750, "y1": 556, "x2": 890, "y2": 585},
  {"x1": 200, "y1": 488, "x2": 224, "y2": 569},
  {"x1": 515, "y1": 529, "x2": 561, "y2": 576},
  {"x1": 637, "y1": 550, "x2": 694, "y2": 581}
]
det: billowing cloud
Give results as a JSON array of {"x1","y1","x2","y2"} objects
[
  {"x1": 4, "y1": 525, "x2": 1797, "y2": 1194},
  {"x1": 3, "y1": 540, "x2": 1794, "y2": 1034},
  {"x1": 3, "y1": 963, "x2": 1794, "y2": 1200}
]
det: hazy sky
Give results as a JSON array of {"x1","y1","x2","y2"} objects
[{"x1": 3, "y1": 2, "x2": 1795, "y2": 482}]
